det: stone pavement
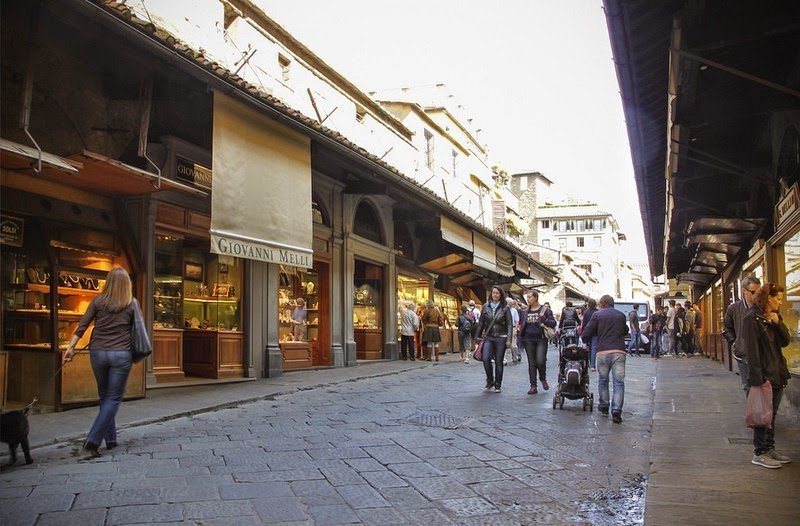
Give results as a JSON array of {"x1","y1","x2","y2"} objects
[
  {"x1": 1, "y1": 349, "x2": 798, "y2": 525},
  {"x1": 645, "y1": 356, "x2": 800, "y2": 526}
]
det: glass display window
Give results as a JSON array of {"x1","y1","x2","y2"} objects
[
  {"x1": 1, "y1": 219, "x2": 127, "y2": 409},
  {"x1": 396, "y1": 275, "x2": 429, "y2": 312},
  {"x1": 777, "y1": 229, "x2": 800, "y2": 375},
  {"x1": 435, "y1": 291, "x2": 459, "y2": 328},
  {"x1": 154, "y1": 233, "x2": 242, "y2": 332},
  {"x1": 354, "y1": 260, "x2": 382, "y2": 330},
  {"x1": 278, "y1": 265, "x2": 319, "y2": 343}
]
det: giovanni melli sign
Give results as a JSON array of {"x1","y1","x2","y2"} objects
[{"x1": 210, "y1": 230, "x2": 313, "y2": 268}]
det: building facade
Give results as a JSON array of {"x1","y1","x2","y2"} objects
[{"x1": 0, "y1": 0, "x2": 555, "y2": 411}]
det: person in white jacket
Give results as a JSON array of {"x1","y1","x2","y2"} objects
[{"x1": 399, "y1": 301, "x2": 419, "y2": 361}]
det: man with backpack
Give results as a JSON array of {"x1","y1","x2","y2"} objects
[{"x1": 456, "y1": 305, "x2": 474, "y2": 364}]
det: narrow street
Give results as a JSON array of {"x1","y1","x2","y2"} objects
[{"x1": 3, "y1": 350, "x2": 796, "y2": 525}]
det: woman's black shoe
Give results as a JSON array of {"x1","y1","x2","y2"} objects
[
  {"x1": 106, "y1": 442, "x2": 118, "y2": 450},
  {"x1": 484, "y1": 380, "x2": 494, "y2": 390}
]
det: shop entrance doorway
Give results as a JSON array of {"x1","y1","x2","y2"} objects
[{"x1": 354, "y1": 259, "x2": 383, "y2": 360}]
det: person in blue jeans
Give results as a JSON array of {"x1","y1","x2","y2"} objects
[
  {"x1": 475, "y1": 286, "x2": 514, "y2": 393},
  {"x1": 64, "y1": 267, "x2": 139, "y2": 458},
  {"x1": 626, "y1": 305, "x2": 641, "y2": 356},
  {"x1": 580, "y1": 299, "x2": 598, "y2": 370},
  {"x1": 648, "y1": 306, "x2": 666, "y2": 359},
  {"x1": 581, "y1": 295, "x2": 629, "y2": 423}
]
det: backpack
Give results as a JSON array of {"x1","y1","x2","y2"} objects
[{"x1": 459, "y1": 315, "x2": 472, "y2": 333}]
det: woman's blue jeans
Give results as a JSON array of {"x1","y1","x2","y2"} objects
[
  {"x1": 87, "y1": 350, "x2": 132, "y2": 447},
  {"x1": 482, "y1": 336, "x2": 507, "y2": 387}
]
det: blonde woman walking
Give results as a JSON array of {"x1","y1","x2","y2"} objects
[{"x1": 63, "y1": 267, "x2": 140, "y2": 458}]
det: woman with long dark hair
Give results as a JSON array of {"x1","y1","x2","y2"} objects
[
  {"x1": 476, "y1": 286, "x2": 513, "y2": 392},
  {"x1": 63, "y1": 267, "x2": 139, "y2": 458},
  {"x1": 742, "y1": 283, "x2": 791, "y2": 469}
]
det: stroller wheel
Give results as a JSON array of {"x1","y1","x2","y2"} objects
[
  {"x1": 582, "y1": 399, "x2": 588, "y2": 411},
  {"x1": 552, "y1": 396, "x2": 557, "y2": 410},
  {"x1": 590, "y1": 393, "x2": 594, "y2": 412},
  {"x1": 559, "y1": 397, "x2": 564, "y2": 410}
]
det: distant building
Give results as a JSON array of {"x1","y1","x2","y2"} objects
[{"x1": 535, "y1": 200, "x2": 626, "y2": 297}]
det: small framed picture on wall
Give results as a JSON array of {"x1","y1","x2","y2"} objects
[{"x1": 184, "y1": 261, "x2": 203, "y2": 281}]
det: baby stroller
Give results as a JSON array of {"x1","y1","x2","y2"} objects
[{"x1": 552, "y1": 340, "x2": 593, "y2": 411}]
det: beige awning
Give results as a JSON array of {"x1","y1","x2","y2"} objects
[
  {"x1": 495, "y1": 246, "x2": 515, "y2": 277},
  {"x1": 441, "y1": 216, "x2": 473, "y2": 252},
  {"x1": 211, "y1": 93, "x2": 313, "y2": 268},
  {"x1": 472, "y1": 232, "x2": 496, "y2": 273}
]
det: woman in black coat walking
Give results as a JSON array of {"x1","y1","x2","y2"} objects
[
  {"x1": 476, "y1": 286, "x2": 514, "y2": 393},
  {"x1": 742, "y1": 282, "x2": 792, "y2": 469}
]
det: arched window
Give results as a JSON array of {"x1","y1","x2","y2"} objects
[
  {"x1": 353, "y1": 201, "x2": 383, "y2": 244},
  {"x1": 311, "y1": 194, "x2": 330, "y2": 226}
]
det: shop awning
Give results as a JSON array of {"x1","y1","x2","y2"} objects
[
  {"x1": 1, "y1": 138, "x2": 80, "y2": 176},
  {"x1": 495, "y1": 246, "x2": 515, "y2": 277},
  {"x1": 472, "y1": 232, "x2": 496, "y2": 273},
  {"x1": 210, "y1": 92, "x2": 313, "y2": 268},
  {"x1": 440, "y1": 216, "x2": 473, "y2": 252},
  {"x1": 67, "y1": 150, "x2": 207, "y2": 197}
]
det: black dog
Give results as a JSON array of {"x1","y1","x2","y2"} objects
[{"x1": 1, "y1": 408, "x2": 33, "y2": 467}]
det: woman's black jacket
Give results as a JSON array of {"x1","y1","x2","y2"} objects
[
  {"x1": 742, "y1": 305, "x2": 791, "y2": 388},
  {"x1": 476, "y1": 303, "x2": 513, "y2": 346}
]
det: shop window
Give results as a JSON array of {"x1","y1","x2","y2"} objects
[
  {"x1": 541, "y1": 220, "x2": 549, "y2": 229},
  {"x1": 354, "y1": 259, "x2": 383, "y2": 360},
  {"x1": 577, "y1": 237, "x2": 585, "y2": 247},
  {"x1": 278, "y1": 266, "x2": 319, "y2": 344},
  {"x1": 1, "y1": 219, "x2": 129, "y2": 409},
  {"x1": 779, "y1": 229, "x2": 800, "y2": 375},
  {"x1": 154, "y1": 235, "x2": 242, "y2": 332}
]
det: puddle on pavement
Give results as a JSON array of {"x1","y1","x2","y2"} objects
[{"x1": 573, "y1": 473, "x2": 647, "y2": 526}]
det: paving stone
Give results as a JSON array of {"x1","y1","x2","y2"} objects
[
  {"x1": 444, "y1": 466, "x2": 510, "y2": 484},
  {"x1": 0, "y1": 485, "x2": 32, "y2": 499},
  {"x1": 306, "y1": 447, "x2": 368, "y2": 460},
  {"x1": 336, "y1": 483, "x2": 391, "y2": 508},
  {"x1": 439, "y1": 497, "x2": 499, "y2": 517},
  {"x1": 161, "y1": 485, "x2": 220, "y2": 503},
  {"x1": 36, "y1": 508, "x2": 107, "y2": 526},
  {"x1": 233, "y1": 469, "x2": 323, "y2": 483},
  {"x1": 218, "y1": 481, "x2": 292, "y2": 499},
  {"x1": 407, "y1": 445, "x2": 469, "y2": 459},
  {"x1": 252, "y1": 496, "x2": 310, "y2": 523},
  {"x1": 290, "y1": 479, "x2": 345, "y2": 506},
  {"x1": 406, "y1": 475, "x2": 475, "y2": 500},
  {"x1": 427, "y1": 456, "x2": 486, "y2": 470},
  {"x1": 363, "y1": 445, "x2": 421, "y2": 464},
  {"x1": 107, "y1": 503, "x2": 183, "y2": 525},
  {"x1": 307, "y1": 504, "x2": 362, "y2": 525},
  {"x1": 344, "y1": 457, "x2": 386, "y2": 472},
  {"x1": 320, "y1": 466, "x2": 365, "y2": 486},
  {"x1": 387, "y1": 462, "x2": 445, "y2": 478},
  {"x1": 74, "y1": 488, "x2": 160, "y2": 509},
  {"x1": 356, "y1": 506, "x2": 410, "y2": 525},
  {"x1": 183, "y1": 500, "x2": 256, "y2": 519},
  {"x1": 360, "y1": 469, "x2": 408, "y2": 489},
  {"x1": 378, "y1": 486, "x2": 432, "y2": 509},
  {"x1": 400, "y1": 506, "x2": 454, "y2": 525}
]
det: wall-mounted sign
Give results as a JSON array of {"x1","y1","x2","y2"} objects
[
  {"x1": 775, "y1": 183, "x2": 800, "y2": 229},
  {"x1": 0, "y1": 215, "x2": 24, "y2": 247},
  {"x1": 176, "y1": 157, "x2": 212, "y2": 190}
]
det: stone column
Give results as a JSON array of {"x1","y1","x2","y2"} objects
[
  {"x1": 330, "y1": 235, "x2": 345, "y2": 367},
  {"x1": 384, "y1": 251, "x2": 398, "y2": 360},
  {"x1": 343, "y1": 234, "x2": 357, "y2": 367}
]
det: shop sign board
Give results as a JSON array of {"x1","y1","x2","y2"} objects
[
  {"x1": 775, "y1": 183, "x2": 800, "y2": 230},
  {"x1": 211, "y1": 232, "x2": 313, "y2": 268},
  {"x1": 176, "y1": 157, "x2": 212, "y2": 190},
  {"x1": 0, "y1": 214, "x2": 24, "y2": 247}
]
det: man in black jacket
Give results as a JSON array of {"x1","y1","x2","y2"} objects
[
  {"x1": 582, "y1": 295, "x2": 629, "y2": 423},
  {"x1": 723, "y1": 275, "x2": 761, "y2": 392}
]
